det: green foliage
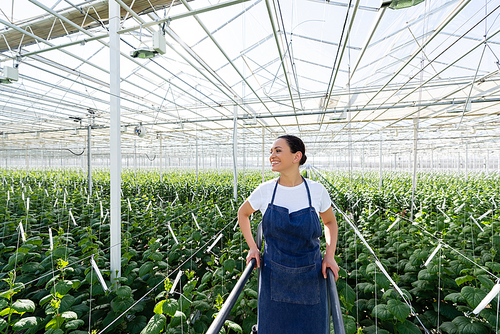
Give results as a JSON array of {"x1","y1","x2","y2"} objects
[{"x1": 1, "y1": 169, "x2": 500, "y2": 333}]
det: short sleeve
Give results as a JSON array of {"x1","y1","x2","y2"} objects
[
  {"x1": 318, "y1": 184, "x2": 332, "y2": 213},
  {"x1": 247, "y1": 185, "x2": 263, "y2": 213}
]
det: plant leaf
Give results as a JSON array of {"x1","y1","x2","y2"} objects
[
  {"x1": 139, "y1": 261, "x2": 154, "y2": 277},
  {"x1": 371, "y1": 304, "x2": 393, "y2": 321},
  {"x1": 387, "y1": 299, "x2": 410, "y2": 323},
  {"x1": 12, "y1": 317, "x2": 41, "y2": 331},
  {"x1": 225, "y1": 320, "x2": 242, "y2": 333},
  {"x1": 140, "y1": 314, "x2": 166, "y2": 334},
  {"x1": 11, "y1": 299, "x2": 36, "y2": 313},
  {"x1": 116, "y1": 285, "x2": 132, "y2": 298},
  {"x1": 64, "y1": 319, "x2": 84, "y2": 330},
  {"x1": 394, "y1": 320, "x2": 421, "y2": 334},
  {"x1": 461, "y1": 286, "x2": 487, "y2": 309}
]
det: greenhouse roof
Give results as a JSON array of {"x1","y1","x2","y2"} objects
[{"x1": 1, "y1": 0, "x2": 500, "y2": 158}]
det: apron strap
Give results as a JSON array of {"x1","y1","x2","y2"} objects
[
  {"x1": 302, "y1": 176, "x2": 313, "y2": 208},
  {"x1": 270, "y1": 177, "x2": 280, "y2": 205}
]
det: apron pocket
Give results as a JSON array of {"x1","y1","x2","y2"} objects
[{"x1": 270, "y1": 260, "x2": 320, "y2": 305}]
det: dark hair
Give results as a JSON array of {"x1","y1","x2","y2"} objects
[{"x1": 278, "y1": 135, "x2": 307, "y2": 165}]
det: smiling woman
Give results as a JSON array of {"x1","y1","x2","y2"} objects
[{"x1": 237, "y1": 134, "x2": 339, "y2": 334}]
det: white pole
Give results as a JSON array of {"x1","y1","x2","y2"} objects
[
  {"x1": 379, "y1": 133, "x2": 382, "y2": 189},
  {"x1": 233, "y1": 104, "x2": 238, "y2": 201},
  {"x1": 465, "y1": 143, "x2": 468, "y2": 182},
  {"x1": 109, "y1": 0, "x2": 121, "y2": 282},
  {"x1": 88, "y1": 122, "x2": 92, "y2": 196},
  {"x1": 262, "y1": 126, "x2": 265, "y2": 183},
  {"x1": 196, "y1": 132, "x2": 199, "y2": 181},
  {"x1": 487, "y1": 149, "x2": 490, "y2": 175},
  {"x1": 159, "y1": 135, "x2": 163, "y2": 182}
]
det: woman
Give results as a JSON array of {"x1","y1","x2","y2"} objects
[{"x1": 238, "y1": 135, "x2": 339, "y2": 334}]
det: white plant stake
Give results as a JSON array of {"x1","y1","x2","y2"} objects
[
  {"x1": 100, "y1": 201, "x2": 103, "y2": 219},
  {"x1": 168, "y1": 224, "x2": 179, "y2": 244},
  {"x1": 49, "y1": 228, "x2": 53, "y2": 251},
  {"x1": 207, "y1": 234, "x2": 223, "y2": 253},
  {"x1": 215, "y1": 204, "x2": 223, "y2": 218},
  {"x1": 102, "y1": 210, "x2": 109, "y2": 223},
  {"x1": 437, "y1": 207, "x2": 451, "y2": 221},
  {"x1": 53, "y1": 198, "x2": 58, "y2": 207},
  {"x1": 375, "y1": 260, "x2": 406, "y2": 300},
  {"x1": 127, "y1": 198, "x2": 132, "y2": 211},
  {"x1": 470, "y1": 215, "x2": 484, "y2": 232},
  {"x1": 90, "y1": 256, "x2": 108, "y2": 292},
  {"x1": 22, "y1": 192, "x2": 24, "y2": 201},
  {"x1": 19, "y1": 222, "x2": 26, "y2": 242},
  {"x1": 478, "y1": 210, "x2": 492, "y2": 221},
  {"x1": 69, "y1": 209, "x2": 77, "y2": 226},
  {"x1": 45, "y1": 189, "x2": 49, "y2": 196},
  {"x1": 386, "y1": 217, "x2": 400, "y2": 232},
  {"x1": 367, "y1": 208, "x2": 379, "y2": 220},
  {"x1": 63, "y1": 193, "x2": 66, "y2": 205},
  {"x1": 146, "y1": 201, "x2": 152, "y2": 211},
  {"x1": 424, "y1": 243, "x2": 442, "y2": 267},
  {"x1": 191, "y1": 213, "x2": 201, "y2": 230},
  {"x1": 7, "y1": 190, "x2": 9, "y2": 203},
  {"x1": 473, "y1": 281, "x2": 500, "y2": 315},
  {"x1": 454, "y1": 203, "x2": 465, "y2": 213},
  {"x1": 170, "y1": 270, "x2": 183, "y2": 294},
  {"x1": 26, "y1": 197, "x2": 29, "y2": 213}
]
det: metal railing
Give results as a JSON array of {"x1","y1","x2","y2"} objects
[{"x1": 207, "y1": 222, "x2": 345, "y2": 334}]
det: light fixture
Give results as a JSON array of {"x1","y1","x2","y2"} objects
[
  {"x1": 130, "y1": 30, "x2": 166, "y2": 59},
  {"x1": 0, "y1": 66, "x2": 19, "y2": 84}
]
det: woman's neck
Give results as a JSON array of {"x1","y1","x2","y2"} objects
[{"x1": 278, "y1": 170, "x2": 303, "y2": 187}]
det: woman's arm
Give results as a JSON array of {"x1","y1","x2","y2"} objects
[
  {"x1": 320, "y1": 207, "x2": 340, "y2": 281},
  {"x1": 237, "y1": 200, "x2": 260, "y2": 268}
]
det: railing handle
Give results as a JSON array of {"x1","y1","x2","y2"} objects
[
  {"x1": 327, "y1": 267, "x2": 345, "y2": 334},
  {"x1": 206, "y1": 258, "x2": 257, "y2": 334}
]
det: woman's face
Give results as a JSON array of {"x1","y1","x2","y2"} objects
[{"x1": 269, "y1": 138, "x2": 301, "y2": 172}]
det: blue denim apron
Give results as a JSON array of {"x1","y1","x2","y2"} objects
[{"x1": 257, "y1": 177, "x2": 328, "y2": 333}]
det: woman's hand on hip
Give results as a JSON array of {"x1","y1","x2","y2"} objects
[
  {"x1": 322, "y1": 255, "x2": 339, "y2": 281},
  {"x1": 246, "y1": 246, "x2": 261, "y2": 269}
]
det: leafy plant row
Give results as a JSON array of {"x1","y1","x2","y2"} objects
[
  {"x1": 313, "y1": 170, "x2": 500, "y2": 334},
  {"x1": 0, "y1": 169, "x2": 267, "y2": 334}
]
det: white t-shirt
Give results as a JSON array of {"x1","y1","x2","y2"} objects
[{"x1": 247, "y1": 178, "x2": 332, "y2": 215}]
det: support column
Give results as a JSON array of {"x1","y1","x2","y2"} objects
[
  {"x1": 233, "y1": 104, "x2": 238, "y2": 201},
  {"x1": 88, "y1": 122, "x2": 92, "y2": 196},
  {"x1": 262, "y1": 126, "x2": 265, "y2": 183},
  {"x1": 379, "y1": 133, "x2": 382, "y2": 189},
  {"x1": 196, "y1": 132, "x2": 199, "y2": 181},
  {"x1": 109, "y1": 0, "x2": 121, "y2": 282},
  {"x1": 159, "y1": 136, "x2": 163, "y2": 182},
  {"x1": 465, "y1": 143, "x2": 468, "y2": 182},
  {"x1": 410, "y1": 116, "x2": 419, "y2": 220}
]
